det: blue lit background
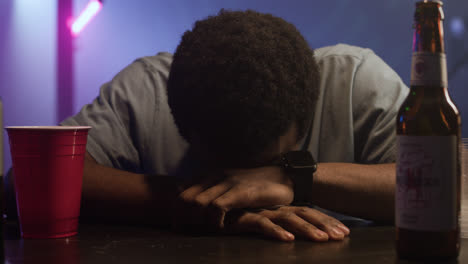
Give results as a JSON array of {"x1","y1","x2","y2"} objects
[{"x1": 1, "y1": 0, "x2": 467, "y2": 174}]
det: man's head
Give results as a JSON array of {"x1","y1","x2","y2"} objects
[{"x1": 167, "y1": 9, "x2": 320, "y2": 166}]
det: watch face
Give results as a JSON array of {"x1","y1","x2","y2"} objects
[{"x1": 283, "y1": 150, "x2": 317, "y2": 170}]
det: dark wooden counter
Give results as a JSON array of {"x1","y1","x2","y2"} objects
[{"x1": 3, "y1": 222, "x2": 465, "y2": 263}]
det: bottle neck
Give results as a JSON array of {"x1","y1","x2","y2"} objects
[
  {"x1": 408, "y1": 86, "x2": 452, "y2": 110},
  {"x1": 412, "y1": 2, "x2": 445, "y2": 53},
  {"x1": 409, "y1": 85, "x2": 447, "y2": 95},
  {"x1": 410, "y1": 1, "x2": 447, "y2": 88}
]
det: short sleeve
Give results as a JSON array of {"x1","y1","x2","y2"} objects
[
  {"x1": 61, "y1": 53, "x2": 173, "y2": 172},
  {"x1": 352, "y1": 50, "x2": 409, "y2": 163}
]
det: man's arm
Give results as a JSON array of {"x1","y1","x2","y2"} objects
[
  {"x1": 311, "y1": 162, "x2": 395, "y2": 223},
  {"x1": 182, "y1": 161, "x2": 396, "y2": 223},
  {"x1": 81, "y1": 152, "x2": 179, "y2": 226},
  {"x1": 82, "y1": 151, "x2": 352, "y2": 241}
]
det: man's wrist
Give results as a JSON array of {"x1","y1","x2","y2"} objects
[
  {"x1": 279, "y1": 150, "x2": 317, "y2": 205},
  {"x1": 290, "y1": 170, "x2": 314, "y2": 205}
]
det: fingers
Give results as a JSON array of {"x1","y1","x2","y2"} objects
[
  {"x1": 176, "y1": 182, "x2": 232, "y2": 231},
  {"x1": 193, "y1": 183, "x2": 231, "y2": 207},
  {"x1": 258, "y1": 206, "x2": 350, "y2": 241},
  {"x1": 265, "y1": 211, "x2": 330, "y2": 242},
  {"x1": 179, "y1": 184, "x2": 207, "y2": 202},
  {"x1": 294, "y1": 207, "x2": 350, "y2": 240},
  {"x1": 179, "y1": 181, "x2": 231, "y2": 208},
  {"x1": 225, "y1": 207, "x2": 350, "y2": 243},
  {"x1": 181, "y1": 166, "x2": 294, "y2": 217},
  {"x1": 212, "y1": 183, "x2": 292, "y2": 212},
  {"x1": 228, "y1": 211, "x2": 295, "y2": 242},
  {"x1": 193, "y1": 183, "x2": 232, "y2": 228},
  {"x1": 212, "y1": 185, "x2": 249, "y2": 212}
]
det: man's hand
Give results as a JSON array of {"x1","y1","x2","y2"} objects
[
  {"x1": 223, "y1": 206, "x2": 350, "y2": 242},
  {"x1": 172, "y1": 166, "x2": 294, "y2": 231}
]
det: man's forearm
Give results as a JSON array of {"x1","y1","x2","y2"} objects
[
  {"x1": 310, "y1": 163, "x2": 395, "y2": 223},
  {"x1": 82, "y1": 152, "x2": 179, "y2": 226}
]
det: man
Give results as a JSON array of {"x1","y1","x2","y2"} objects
[{"x1": 60, "y1": 10, "x2": 408, "y2": 242}]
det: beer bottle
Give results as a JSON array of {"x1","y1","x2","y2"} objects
[{"x1": 396, "y1": 0, "x2": 461, "y2": 260}]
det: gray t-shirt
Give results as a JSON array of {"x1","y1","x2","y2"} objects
[{"x1": 62, "y1": 44, "x2": 409, "y2": 177}]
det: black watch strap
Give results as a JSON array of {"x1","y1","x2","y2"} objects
[
  {"x1": 291, "y1": 169, "x2": 313, "y2": 205},
  {"x1": 280, "y1": 150, "x2": 317, "y2": 205}
]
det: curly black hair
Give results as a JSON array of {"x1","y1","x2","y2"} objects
[{"x1": 167, "y1": 9, "x2": 320, "y2": 162}]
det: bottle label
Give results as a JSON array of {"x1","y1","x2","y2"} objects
[
  {"x1": 410, "y1": 52, "x2": 448, "y2": 87},
  {"x1": 396, "y1": 135, "x2": 458, "y2": 231}
]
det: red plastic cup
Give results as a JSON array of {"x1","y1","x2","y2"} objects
[{"x1": 6, "y1": 126, "x2": 91, "y2": 239}]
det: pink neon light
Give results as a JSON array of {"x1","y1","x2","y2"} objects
[{"x1": 71, "y1": 0, "x2": 102, "y2": 36}]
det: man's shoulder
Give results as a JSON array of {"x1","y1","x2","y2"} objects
[
  {"x1": 136, "y1": 52, "x2": 174, "y2": 74},
  {"x1": 315, "y1": 44, "x2": 374, "y2": 62},
  {"x1": 110, "y1": 52, "x2": 174, "y2": 85}
]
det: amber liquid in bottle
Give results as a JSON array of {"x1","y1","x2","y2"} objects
[{"x1": 396, "y1": 0, "x2": 461, "y2": 260}]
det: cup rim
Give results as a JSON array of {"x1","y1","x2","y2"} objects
[{"x1": 5, "y1": 126, "x2": 92, "y2": 130}]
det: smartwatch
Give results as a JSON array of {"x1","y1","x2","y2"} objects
[{"x1": 280, "y1": 150, "x2": 317, "y2": 205}]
